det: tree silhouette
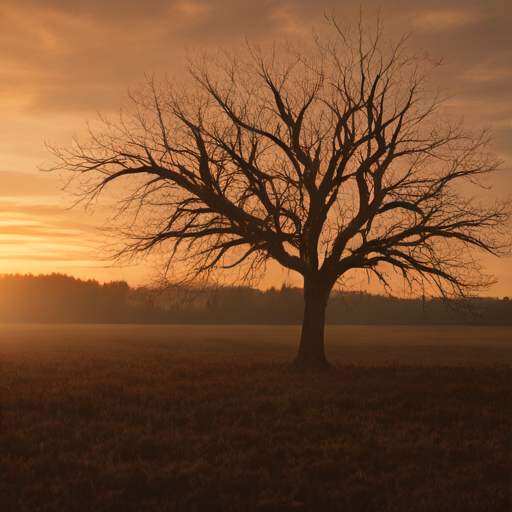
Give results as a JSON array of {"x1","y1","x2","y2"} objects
[{"x1": 48, "y1": 16, "x2": 510, "y2": 370}]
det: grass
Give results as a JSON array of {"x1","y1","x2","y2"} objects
[{"x1": 1, "y1": 326, "x2": 511, "y2": 511}]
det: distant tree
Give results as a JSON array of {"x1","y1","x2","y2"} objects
[
  {"x1": 0, "y1": 273, "x2": 135, "y2": 323},
  {"x1": 48, "y1": 15, "x2": 510, "y2": 370}
]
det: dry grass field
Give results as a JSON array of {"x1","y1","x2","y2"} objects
[{"x1": 1, "y1": 324, "x2": 511, "y2": 511}]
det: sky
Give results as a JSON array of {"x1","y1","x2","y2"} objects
[{"x1": 0, "y1": 0, "x2": 511, "y2": 295}]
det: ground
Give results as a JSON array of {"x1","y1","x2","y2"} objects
[{"x1": 1, "y1": 325, "x2": 511, "y2": 511}]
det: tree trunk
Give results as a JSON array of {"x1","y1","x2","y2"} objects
[{"x1": 292, "y1": 278, "x2": 331, "y2": 371}]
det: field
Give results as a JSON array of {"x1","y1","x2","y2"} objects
[{"x1": 1, "y1": 324, "x2": 511, "y2": 511}]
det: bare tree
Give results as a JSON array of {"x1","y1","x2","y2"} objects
[{"x1": 49, "y1": 16, "x2": 510, "y2": 370}]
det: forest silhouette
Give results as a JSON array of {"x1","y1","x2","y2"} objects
[{"x1": 0, "y1": 273, "x2": 510, "y2": 325}]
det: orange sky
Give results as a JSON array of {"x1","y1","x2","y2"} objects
[{"x1": 1, "y1": 0, "x2": 511, "y2": 295}]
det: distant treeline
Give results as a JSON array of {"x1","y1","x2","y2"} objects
[{"x1": 0, "y1": 273, "x2": 511, "y2": 325}]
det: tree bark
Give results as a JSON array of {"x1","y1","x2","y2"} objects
[{"x1": 292, "y1": 278, "x2": 332, "y2": 371}]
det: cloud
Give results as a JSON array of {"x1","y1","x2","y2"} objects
[
  {"x1": 0, "y1": 171, "x2": 61, "y2": 197},
  {"x1": 2, "y1": 0, "x2": 510, "y2": 121},
  {"x1": 0, "y1": 254, "x2": 90, "y2": 262},
  {"x1": 0, "y1": 201, "x2": 99, "y2": 233},
  {"x1": 0, "y1": 198, "x2": 100, "y2": 264},
  {"x1": 407, "y1": 9, "x2": 482, "y2": 32},
  {"x1": 0, "y1": 0, "x2": 329, "y2": 114},
  {"x1": 0, "y1": 225, "x2": 87, "y2": 239}
]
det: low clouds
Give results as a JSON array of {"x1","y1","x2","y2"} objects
[{"x1": 0, "y1": 192, "x2": 99, "y2": 270}]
